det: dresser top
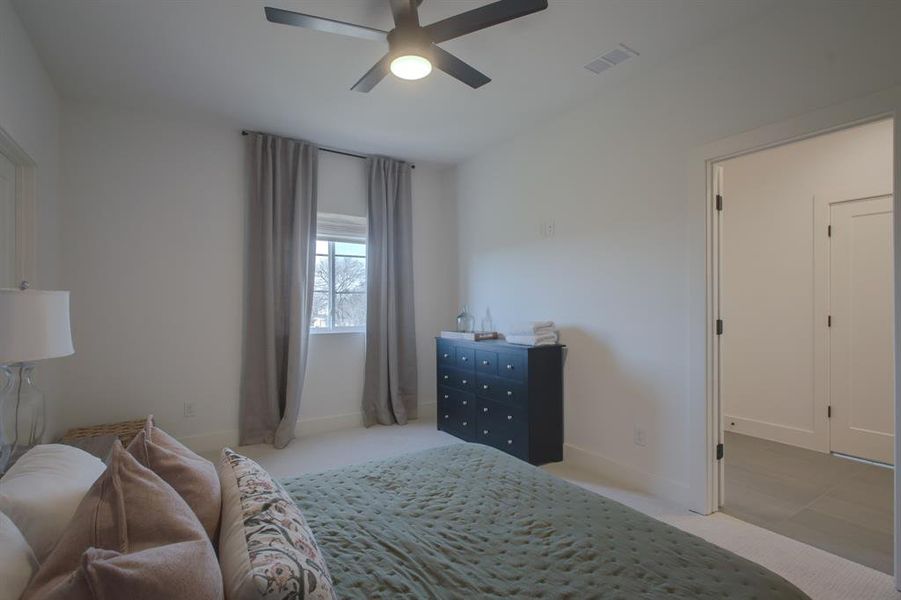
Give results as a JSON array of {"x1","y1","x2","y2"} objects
[{"x1": 435, "y1": 337, "x2": 564, "y2": 351}]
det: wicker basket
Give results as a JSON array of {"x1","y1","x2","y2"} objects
[{"x1": 59, "y1": 417, "x2": 147, "y2": 447}]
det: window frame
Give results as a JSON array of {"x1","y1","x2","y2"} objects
[{"x1": 311, "y1": 237, "x2": 367, "y2": 335}]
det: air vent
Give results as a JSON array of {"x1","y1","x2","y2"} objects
[{"x1": 584, "y1": 44, "x2": 639, "y2": 75}]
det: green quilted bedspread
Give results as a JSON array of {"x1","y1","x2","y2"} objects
[{"x1": 280, "y1": 443, "x2": 808, "y2": 599}]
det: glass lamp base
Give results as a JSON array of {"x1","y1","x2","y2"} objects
[{"x1": 0, "y1": 363, "x2": 45, "y2": 472}]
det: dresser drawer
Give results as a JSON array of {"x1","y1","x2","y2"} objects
[
  {"x1": 475, "y1": 350, "x2": 498, "y2": 375},
  {"x1": 454, "y1": 346, "x2": 475, "y2": 371},
  {"x1": 476, "y1": 398, "x2": 527, "y2": 433},
  {"x1": 475, "y1": 373, "x2": 527, "y2": 407},
  {"x1": 496, "y1": 351, "x2": 526, "y2": 382},
  {"x1": 438, "y1": 388, "x2": 476, "y2": 440},
  {"x1": 476, "y1": 406, "x2": 528, "y2": 460},
  {"x1": 439, "y1": 386, "x2": 474, "y2": 416},
  {"x1": 438, "y1": 367, "x2": 474, "y2": 392},
  {"x1": 437, "y1": 340, "x2": 455, "y2": 366}
]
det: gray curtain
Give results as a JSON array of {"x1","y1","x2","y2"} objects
[
  {"x1": 240, "y1": 132, "x2": 318, "y2": 447},
  {"x1": 362, "y1": 157, "x2": 418, "y2": 426}
]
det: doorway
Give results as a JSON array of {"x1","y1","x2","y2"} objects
[
  {"x1": 0, "y1": 124, "x2": 37, "y2": 288},
  {"x1": 830, "y1": 194, "x2": 894, "y2": 465},
  {"x1": 0, "y1": 149, "x2": 16, "y2": 287},
  {"x1": 712, "y1": 118, "x2": 895, "y2": 573}
]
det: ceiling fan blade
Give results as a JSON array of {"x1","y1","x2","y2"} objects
[
  {"x1": 264, "y1": 6, "x2": 388, "y2": 42},
  {"x1": 424, "y1": 0, "x2": 547, "y2": 43},
  {"x1": 431, "y1": 46, "x2": 490, "y2": 89},
  {"x1": 389, "y1": 0, "x2": 420, "y2": 27},
  {"x1": 351, "y1": 54, "x2": 392, "y2": 92}
]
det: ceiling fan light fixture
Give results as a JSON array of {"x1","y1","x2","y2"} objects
[{"x1": 390, "y1": 54, "x2": 432, "y2": 80}]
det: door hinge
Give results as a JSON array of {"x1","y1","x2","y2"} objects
[
  {"x1": 827, "y1": 405, "x2": 832, "y2": 419},
  {"x1": 827, "y1": 225, "x2": 831, "y2": 237},
  {"x1": 716, "y1": 319, "x2": 723, "y2": 335},
  {"x1": 716, "y1": 443, "x2": 724, "y2": 460},
  {"x1": 715, "y1": 194, "x2": 723, "y2": 211},
  {"x1": 828, "y1": 315, "x2": 832, "y2": 327}
]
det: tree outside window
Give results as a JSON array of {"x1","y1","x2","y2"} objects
[{"x1": 312, "y1": 239, "x2": 366, "y2": 332}]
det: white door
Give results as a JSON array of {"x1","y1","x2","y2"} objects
[
  {"x1": 829, "y1": 195, "x2": 894, "y2": 464},
  {"x1": 0, "y1": 151, "x2": 15, "y2": 287}
]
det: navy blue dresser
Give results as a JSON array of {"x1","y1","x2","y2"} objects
[{"x1": 436, "y1": 337, "x2": 564, "y2": 465}]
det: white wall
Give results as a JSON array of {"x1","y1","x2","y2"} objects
[
  {"x1": 453, "y1": 1, "x2": 901, "y2": 504},
  {"x1": 720, "y1": 119, "x2": 893, "y2": 451},
  {"x1": 57, "y1": 103, "x2": 456, "y2": 447},
  {"x1": 57, "y1": 104, "x2": 245, "y2": 443},
  {"x1": 0, "y1": 0, "x2": 62, "y2": 433}
]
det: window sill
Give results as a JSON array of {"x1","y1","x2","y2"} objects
[{"x1": 310, "y1": 329, "x2": 365, "y2": 336}]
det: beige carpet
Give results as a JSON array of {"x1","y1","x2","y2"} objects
[{"x1": 210, "y1": 420, "x2": 899, "y2": 600}]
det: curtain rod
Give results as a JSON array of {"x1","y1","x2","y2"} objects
[{"x1": 241, "y1": 130, "x2": 414, "y2": 168}]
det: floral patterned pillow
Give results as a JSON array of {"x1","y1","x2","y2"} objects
[{"x1": 217, "y1": 448, "x2": 337, "y2": 600}]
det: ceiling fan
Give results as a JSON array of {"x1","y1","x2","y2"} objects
[{"x1": 264, "y1": 0, "x2": 549, "y2": 92}]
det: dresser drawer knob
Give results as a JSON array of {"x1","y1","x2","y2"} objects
[
  {"x1": 442, "y1": 353, "x2": 449, "y2": 358},
  {"x1": 506, "y1": 364, "x2": 514, "y2": 370},
  {"x1": 506, "y1": 390, "x2": 513, "y2": 397},
  {"x1": 507, "y1": 415, "x2": 513, "y2": 421},
  {"x1": 482, "y1": 360, "x2": 490, "y2": 366},
  {"x1": 482, "y1": 407, "x2": 489, "y2": 413},
  {"x1": 443, "y1": 375, "x2": 449, "y2": 380},
  {"x1": 443, "y1": 414, "x2": 449, "y2": 419},
  {"x1": 462, "y1": 400, "x2": 468, "y2": 406},
  {"x1": 461, "y1": 356, "x2": 468, "y2": 362},
  {"x1": 482, "y1": 384, "x2": 489, "y2": 390},
  {"x1": 443, "y1": 394, "x2": 449, "y2": 399},
  {"x1": 483, "y1": 429, "x2": 489, "y2": 435},
  {"x1": 462, "y1": 421, "x2": 468, "y2": 426},
  {"x1": 507, "y1": 439, "x2": 513, "y2": 445},
  {"x1": 462, "y1": 379, "x2": 468, "y2": 384}
]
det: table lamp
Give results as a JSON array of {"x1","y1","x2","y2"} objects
[{"x1": 0, "y1": 282, "x2": 74, "y2": 471}]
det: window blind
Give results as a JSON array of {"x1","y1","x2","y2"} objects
[{"x1": 317, "y1": 212, "x2": 367, "y2": 242}]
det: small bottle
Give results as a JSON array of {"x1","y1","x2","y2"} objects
[
  {"x1": 481, "y1": 307, "x2": 494, "y2": 333},
  {"x1": 456, "y1": 305, "x2": 475, "y2": 333}
]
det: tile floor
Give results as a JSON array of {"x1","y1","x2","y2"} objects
[{"x1": 722, "y1": 431, "x2": 894, "y2": 574}]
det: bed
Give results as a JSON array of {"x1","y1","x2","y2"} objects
[{"x1": 281, "y1": 443, "x2": 808, "y2": 599}]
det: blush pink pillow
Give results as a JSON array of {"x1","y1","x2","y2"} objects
[
  {"x1": 21, "y1": 441, "x2": 223, "y2": 600},
  {"x1": 126, "y1": 416, "x2": 221, "y2": 541}
]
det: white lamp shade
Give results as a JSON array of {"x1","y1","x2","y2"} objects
[{"x1": 0, "y1": 289, "x2": 74, "y2": 364}]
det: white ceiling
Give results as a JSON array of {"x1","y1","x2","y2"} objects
[{"x1": 13, "y1": 0, "x2": 778, "y2": 163}]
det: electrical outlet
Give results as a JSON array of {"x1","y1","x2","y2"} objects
[
  {"x1": 634, "y1": 425, "x2": 647, "y2": 447},
  {"x1": 184, "y1": 402, "x2": 196, "y2": 418}
]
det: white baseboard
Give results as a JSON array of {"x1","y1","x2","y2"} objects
[
  {"x1": 179, "y1": 401, "x2": 438, "y2": 454},
  {"x1": 724, "y1": 414, "x2": 826, "y2": 453},
  {"x1": 293, "y1": 411, "x2": 363, "y2": 437},
  {"x1": 563, "y1": 442, "x2": 691, "y2": 507},
  {"x1": 179, "y1": 428, "x2": 240, "y2": 454}
]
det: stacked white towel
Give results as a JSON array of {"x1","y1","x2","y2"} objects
[
  {"x1": 507, "y1": 321, "x2": 555, "y2": 336},
  {"x1": 505, "y1": 321, "x2": 558, "y2": 346}
]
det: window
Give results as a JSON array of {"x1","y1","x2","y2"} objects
[{"x1": 312, "y1": 239, "x2": 367, "y2": 332}]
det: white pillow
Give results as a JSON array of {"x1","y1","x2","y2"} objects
[
  {"x1": 0, "y1": 443, "x2": 106, "y2": 561},
  {"x1": 0, "y1": 510, "x2": 38, "y2": 600}
]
